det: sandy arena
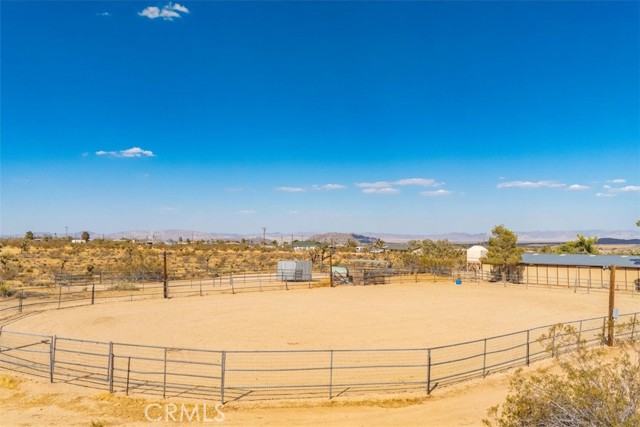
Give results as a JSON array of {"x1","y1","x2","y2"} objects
[{"x1": 1, "y1": 280, "x2": 639, "y2": 426}]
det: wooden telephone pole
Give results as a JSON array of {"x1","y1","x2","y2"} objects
[{"x1": 163, "y1": 251, "x2": 169, "y2": 299}]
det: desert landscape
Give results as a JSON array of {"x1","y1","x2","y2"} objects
[{"x1": 2, "y1": 276, "x2": 639, "y2": 426}]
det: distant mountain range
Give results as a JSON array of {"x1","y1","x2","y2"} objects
[{"x1": 5, "y1": 229, "x2": 640, "y2": 245}]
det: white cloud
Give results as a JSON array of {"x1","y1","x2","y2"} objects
[
  {"x1": 170, "y1": 3, "x2": 190, "y2": 14},
  {"x1": 497, "y1": 180, "x2": 566, "y2": 189},
  {"x1": 420, "y1": 189, "x2": 452, "y2": 197},
  {"x1": 616, "y1": 185, "x2": 640, "y2": 192},
  {"x1": 566, "y1": 184, "x2": 590, "y2": 191},
  {"x1": 138, "y1": 3, "x2": 190, "y2": 21},
  {"x1": 596, "y1": 183, "x2": 640, "y2": 198},
  {"x1": 97, "y1": 12, "x2": 111, "y2": 17},
  {"x1": 362, "y1": 187, "x2": 399, "y2": 194},
  {"x1": 393, "y1": 178, "x2": 440, "y2": 187},
  {"x1": 96, "y1": 147, "x2": 155, "y2": 158},
  {"x1": 607, "y1": 179, "x2": 626, "y2": 184},
  {"x1": 276, "y1": 186, "x2": 305, "y2": 193},
  {"x1": 312, "y1": 184, "x2": 346, "y2": 191},
  {"x1": 356, "y1": 181, "x2": 392, "y2": 189}
]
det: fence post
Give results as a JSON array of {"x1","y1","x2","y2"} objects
[
  {"x1": 108, "y1": 343, "x2": 115, "y2": 393},
  {"x1": 525, "y1": 330, "x2": 530, "y2": 367},
  {"x1": 125, "y1": 357, "x2": 131, "y2": 396},
  {"x1": 482, "y1": 339, "x2": 488, "y2": 377},
  {"x1": 426, "y1": 349, "x2": 432, "y2": 395},
  {"x1": 578, "y1": 320, "x2": 583, "y2": 343},
  {"x1": 91, "y1": 282, "x2": 95, "y2": 305},
  {"x1": 107, "y1": 341, "x2": 113, "y2": 383},
  {"x1": 57, "y1": 287, "x2": 62, "y2": 309},
  {"x1": 49, "y1": 335, "x2": 57, "y2": 383},
  {"x1": 220, "y1": 351, "x2": 226, "y2": 403},
  {"x1": 328, "y1": 350, "x2": 334, "y2": 399},
  {"x1": 163, "y1": 348, "x2": 168, "y2": 398},
  {"x1": 230, "y1": 277, "x2": 235, "y2": 295},
  {"x1": 18, "y1": 290, "x2": 23, "y2": 313},
  {"x1": 631, "y1": 313, "x2": 637, "y2": 341},
  {"x1": 602, "y1": 317, "x2": 607, "y2": 345}
]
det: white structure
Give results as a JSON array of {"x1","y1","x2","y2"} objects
[
  {"x1": 277, "y1": 260, "x2": 312, "y2": 281},
  {"x1": 466, "y1": 245, "x2": 488, "y2": 269}
]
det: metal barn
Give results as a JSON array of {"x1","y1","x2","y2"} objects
[{"x1": 277, "y1": 260, "x2": 312, "y2": 282}]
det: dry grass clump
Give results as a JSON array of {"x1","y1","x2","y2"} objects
[{"x1": 0, "y1": 374, "x2": 22, "y2": 389}]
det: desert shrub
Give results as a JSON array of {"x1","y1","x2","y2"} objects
[
  {"x1": 0, "y1": 282, "x2": 15, "y2": 297},
  {"x1": 108, "y1": 283, "x2": 139, "y2": 291},
  {"x1": 484, "y1": 326, "x2": 640, "y2": 427}
]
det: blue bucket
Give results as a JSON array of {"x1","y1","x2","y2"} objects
[{"x1": 455, "y1": 278, "x2": 462, "y2": 285}]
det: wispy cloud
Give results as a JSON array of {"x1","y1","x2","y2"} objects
[
  {"x1": 497, "y1": 180, "x2": 566, "y2": 189},
  {"x1": 356, "y1": 181, "x2": 397, "y2": 194},
  {"x1": 566, "y1": 184, "x2": 590, "y2": 191},
  {"x1": 394, "y1": 178, "x2": 441, "y2": 187},
  {"x1": 616, "y1": 185, "x2": 640, "y2": 192},
  {"x1": 356, "y1": 181, "x2": 392, "y2": 190},
  {"x1": 607, "y1": 178, "x2": 626, "y2": 184},
  {"x1": 311, "y1": 184, "x2": 346, "y2": 191},
  {"x1": 97, "y1": 12, "x2": 110, "y2": 17},
  {"x1": 596, "y1": 183, "x2": 639, "y2": 197},
  {"x1": 276, "y1": 186, "x2": 305, "y2": 193},
  {"x1": 421, "y1": 189, "x2": 452, "y2": 197},
  {"x1": 138, "y1": 3, "x2": 190, "y2": 21},
  {"x1": 357, "y1": 177, "x2": 445, "y2": 194},
  {"x1": 362, "y1": 187, "x2": 400, "y2": 194},
  {"x1": 96, "y1": 147, "x2": 155, "y2": 158}
]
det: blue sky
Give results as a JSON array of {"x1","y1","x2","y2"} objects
[{"x1": 1, "y1": 1, "x2": 639, "y2": 236}]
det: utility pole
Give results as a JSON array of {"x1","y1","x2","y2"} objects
[
  {"x1": 607, "y1": 265, "x2": 616, "y2": 346},
  {"x1": 329, "y1": 240, "x2": 334, "y2": 288},
  {"x1": 262, "y1": 227, "x2": 267, "y2": 245},
  {"x1": 163, "y1": 251, "x2": 169, "y2": 299},
  {"x1": 329, "y1": 250, "x2": 333, "y2": 288}
]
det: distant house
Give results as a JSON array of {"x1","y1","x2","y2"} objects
[
  {"x1": 384, "y1": 243, "x2": 410, "y2": 252},
  {"x1": 292, "y1": 241, "x2": 321, "y2": 252},
  {"x1": 71, "y1": 239, "x2": 86, "y2": 244}
]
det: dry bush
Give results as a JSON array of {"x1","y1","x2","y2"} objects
[{"x1": 484, "y1": 326, "x2": 640, "y2": 427}]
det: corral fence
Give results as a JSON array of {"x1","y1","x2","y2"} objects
[
  {"x1": 453, "y1": 268, "x2": 640, "y2": 293},
  {"x1": 0, "y1": 271, "x2": 329, "y2": 322},
  {"x1": 0, "y1": 312, "x2": 638, "y2": 402},
  {"x1": 2, "y1": 266, "x2": 638, "y2": 325},
  {"x1": 0, "y1": 268, "x2": 465, "y2": 322}
]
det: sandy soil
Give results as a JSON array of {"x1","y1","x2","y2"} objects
[
  {"x1": 2, "y1": 280, "x2": 639, "y2": 426},
  {"x1": 6, "y1": 281, "x2": 638, "y2": 350},
  {"x1": 0, "y1": 368, "x2": 516, "y2": 427}
]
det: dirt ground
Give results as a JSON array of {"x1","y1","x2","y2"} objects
[
  {"x1": 1, "y1": 280, "x2": 639, "y2": 426},
  {"x1": 6, "y1": 281, "x2": 639, "y2": 350}
]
